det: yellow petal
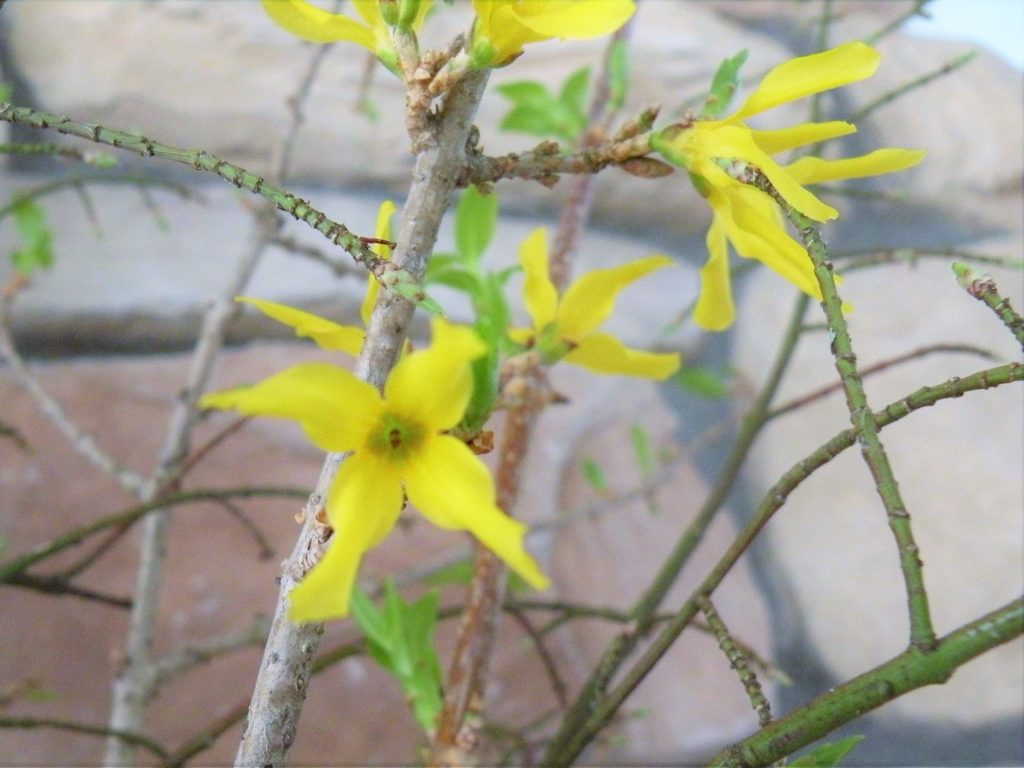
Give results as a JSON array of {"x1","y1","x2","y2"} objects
[
  {"x1": 288, "y1": 528, "x2": 362, "y2": 622},
  {"x1": 699, "y1": 125, "x2": 839, "y2": 221},
  {"x1": 730, "y1": 42, "x2": 880, "y2": 121},
  {"x1": 750, "y1": 121, "x2": 856, "y2": 155},
  {"x1": 384, "y1": 318, "x2": 485, "y2": 430},
  {"x1": 261, "y1": 0, "x2": 376, "y2": 48},
  {"x1": 518, "y1": 228, "x2": 558, "y2": 331},
  {"x1": 289, "y1": 453, "x2": 405, "y2": 622},
  {"x1": 785, "y1": 148, "x2": 926, "y2": 184},
  {"x1": 509, "y1": 0, "x2": 636, "y2": 39},
  {"x1": 565, "y1": 331, "x2": 680, "y2": 380},
  {"x1": 508, "y1": 327, "x2": 534, "y2": 346},
  {"x1": 557, "y1": 255, "x2": 673, "y2": 340},
  {"x1": 693, "y1": 213, "x2": 736, "y2": 331},
  {"x1": 200, "y1": 363, "x2": 381, "y2": 453},
  {"x1": 361, "y1": 200, "x2": 397, "y2": 326},
  {"x1": 239, "y1": 297, "x2": 364, "y2": 355},
  {"x1": 404, "y1": 434, "x2": 550, "y2": 590},
  {"x1": 713, "y1": 186, "x2": 822, "y2": 300}
]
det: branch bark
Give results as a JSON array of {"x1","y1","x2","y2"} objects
[{"x1": 233, "y1": 69, "x2": 491, "y2": 768}]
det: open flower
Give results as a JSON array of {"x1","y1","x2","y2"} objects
[
  {"x1": 652, "y1": 42, "x2": 925, "y2": 330},
  {"x1": 201, "y1": 317, "x2": 549, "y2": 622},
  {"x1": 510, "y1": 228, "x2": 680, "y2": 379},
  {"x1": 261, "y1": 0, "x2": 433, "y2": 71},
  {"x1": 469, "y1": 0, "x2": 636, "y2": 68}
]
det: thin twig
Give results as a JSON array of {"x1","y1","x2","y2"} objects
[
  {"x1": 547, "y1": 360, "x2": 1022, "y2": 768},
  {"x1": 848, "y1": 50, "x2": 977, "y2": 124},
  {"x1": 767, "y1": 343, "x2": 998, "y2": 419},
  {"x1": 0, "y1": 104, "x2": 385, "y2": 275},
  {"x1": 0, "y1": 292, "x2": 148, "y2": 496},
  {"x1": 952, "y1": 263, "x2": 1024, "y2": 349},
  {"x1": 697, "y1": 595, "x2": 772, "y2": 728},
  {"x1": 150, "y1": 615, "x2": 272, "y2": 692},
  {"x1": 4, "y1": 572, "x2": 131, "y2": 608},
  {"x1": 751, "y1": 169, "x2": 936, "y2": 651},
  {"x1": 0, "y1": 716, "x2": 169, "y2": 761}
]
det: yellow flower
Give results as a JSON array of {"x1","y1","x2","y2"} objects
[
  {"x1": 652, "y1": 42, "x2": 925, "y2": 330},
  {"x1": 261, "y1": 0, "x2": 433, "y2": 71},
  {"x1": 511, "y1": 228, "x2": 680, "y2": 380},
  {"x1": 201, "y1": 317, "x2": 549, "y2": 622},
  {"x1": 469, "y1": 0, "x2": 636, "y2": 68}
]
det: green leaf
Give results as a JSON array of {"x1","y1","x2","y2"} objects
[
  {"x1": 674, "y1": 365, "x2": 731, "y2": 399},
  {"x1": 607, "y1": 40, "x2": 630, "y2": 109},
  {"x1": 702, "y1": 49, "x2": 749, "y2": 119},
  {"x1": 791, "y1": 735, "x2": 866, "y2": 767},
  {"x1": 423, "y1": 559, "x2": 475, "y2": 587},
  {"x1": 498, "y1": 72, "x2": 588, "y2": 141},
  {"x1": 496, "y1": 80, "x2": 552, "y2": 107},
  {"x1": 558, "y1": 66, "x2": 591, "y2": 119},
  {"x1": 0, "y1": 83, "x2": 10, "y2": 102},
  {"x1": 454, "y1": 185, "x2": 499, "y2": 267},
  {"x1": 629, "y1": 424, "x2": 654, "y2": 478},
  {"x1": 581, "y1": 458, "x2": 608, "y2": 493},
  {"x1": 425, "y1": 266, "x2": 483, "y2": 296},
  {"x1": 10, "y1": 197, "x2": 54, "y2": 276},
  {"x1": 350, "y1": 582, "x2": 444, "y2": 735}
]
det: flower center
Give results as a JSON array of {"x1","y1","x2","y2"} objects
[{"x1": 366, "y1": 411, "x2": 426, "y2": 463}]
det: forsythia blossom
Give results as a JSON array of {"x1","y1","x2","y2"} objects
[
  {"x1": 510, "y1": 228, "x2": 681, "y2": 379},
  {"x1": 469, "y1": 0, "x2": 636, "y2": 68},
  {"x1": 261, "y1": 0, "x2": 433, "y2": 71},
  {"x1": 201, "y1": 316, "x2": 550, "y2": 622},
  {"x1": 651, "y1": 42, "x2": 925, "y2": 330}
]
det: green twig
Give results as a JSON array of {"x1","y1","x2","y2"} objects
[
  {"x1": 0, "y1": 716, "x2": 169, "y2": 761},
  {"x1": 0, "y1": 103, "x2": 388, "y2": 276},
  {"x1": 709, "y1": 597, "x2": 1024, "y2": 767},
  {"x1": 848, "y1": 50, "x2": 977, "y2": 124},
  {"x1": 864, "y1": 0, "x2": 933, "y2": 45},
  {"x1": 0, "y1": 140, "x2": 116, "y2": 165},
  {"x1": 543, "y1": 292, "x2": 812, "y2": 765},
  {"x1": 952, "y1": 262, "x2": 1024, "y2": 349},
  {"x1": 545, "y1": 359, "x2": 1022, "y2": 767},
  {"x1": 751, "y1": 169, "x2": 936, "y2": 651},
  {"x1": 835, "y1": 247, "x2": 1023, "y2": 272},
  {"x1": 697, "y1": 595, "x2": 772, "y2": 728}
]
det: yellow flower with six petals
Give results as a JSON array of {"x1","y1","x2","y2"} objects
[
  {"x1": 652, "y1": 42, "x2": 925, "y2": 330},
  {"x1": 201, "y1": 316, "x2": 549, "y2": 622},
  {"x1": 511, "y1": 228, "x2": 680, "y2": 380},
  {"x1": 469, "y1": 0, "x2": 636, "y2": 68}
]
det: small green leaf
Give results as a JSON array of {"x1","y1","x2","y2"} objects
[
  {"x1": 674, "y1": 365, "x2": 731, "y2": 399},
  {"x1": 350, "y1": 582, "x2": 443, "y2": 735},
  {"x1": 581, "y1": 458, "x2": 608, "y2": 493},
  {"x1": 702, "y1": 49, "x2": 749, "y2": 119},
  {"x1": 558, "y1": 66, "x2": 591, "y2": 119},
  {"x1": 607, "y1": 40, "x2": 630, "y2": 109},
  {"x1": 454, "y1": 185, "x2": 499, "y2": 267},
  {"x1": 426, "y1": 266, "x2": 483, "y2": 295},
  {"x1": 496, "y1": 80, "x2": 552, "y2": 106},
  {"x1": 423, "y1": 559, "x2": 475, "y2": 587},
  {"x1": 629, "y1": 424, "x2": 654, "y2": 478},
  {"x1": 791, "y1": 735, "x2": 865, "y2": 767},
  {"x1": 25, "y1": 686, "x2": 59, "y2": 703},
  {"x1": 0, "y1": 83, "x2": 11, "y2": 102},
  {"x1": 500, "y1": 105, "x2": 563, "y2": 138},
  {"x1": 10, "y1": 197, "x2": 54, "y2": 276}
]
